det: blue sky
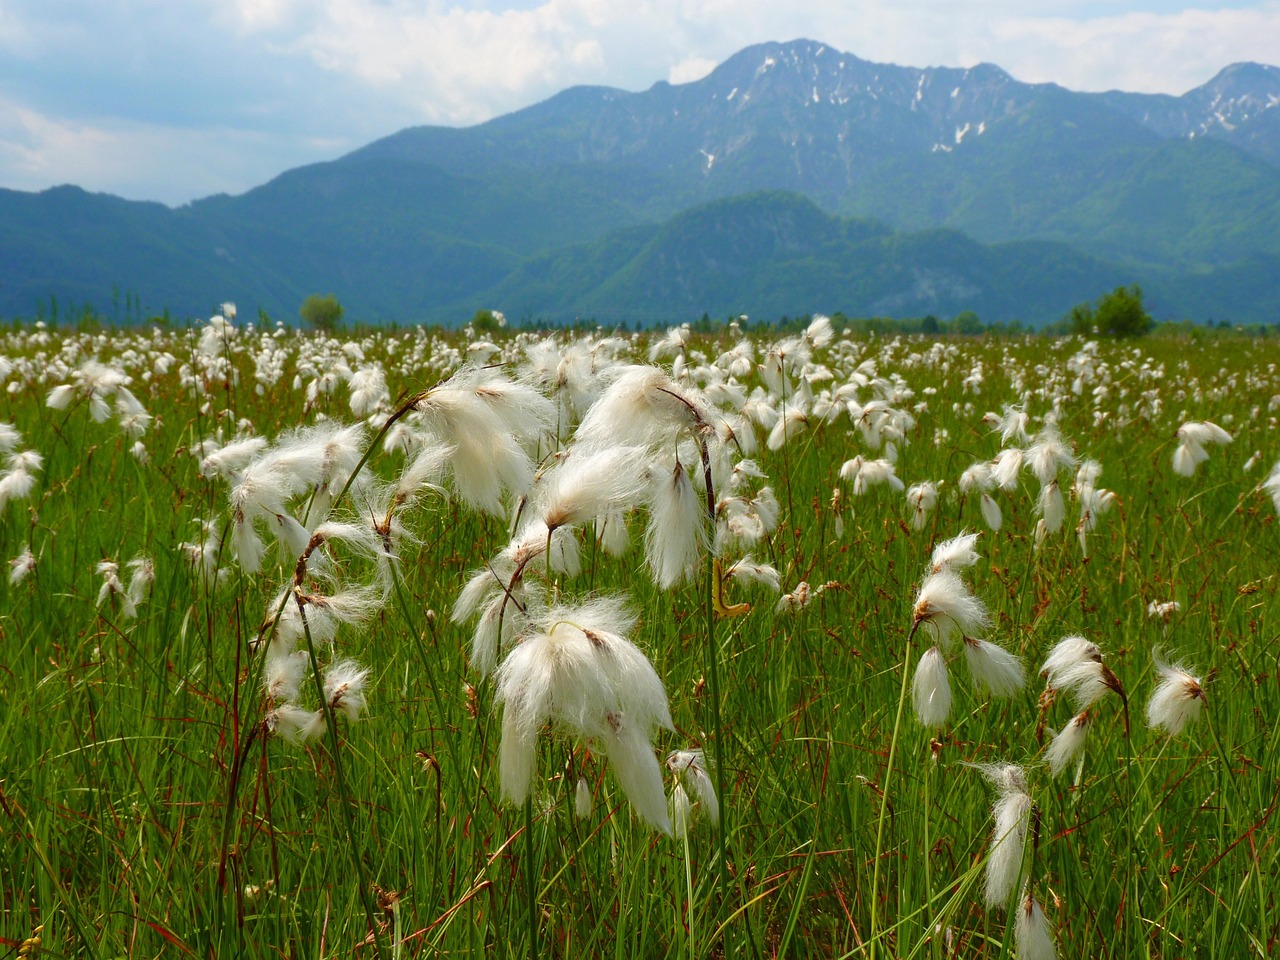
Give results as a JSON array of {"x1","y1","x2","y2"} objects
[{"x1": 2, "y1": 0, "x2": 1278, "y2": 205}]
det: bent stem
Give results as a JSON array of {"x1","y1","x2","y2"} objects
[{"x1": 869, "y1": 641, "x2": 914, "y2": 960}]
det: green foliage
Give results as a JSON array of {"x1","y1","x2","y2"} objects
[
  {"x1": 1069, "y1": 284, "x2": 1154, "y2": 338},
  {"x1": 299, "y1": 293, "x2": 344, "y2": 331},
  {"x1": 469, "y1": 308, "x2": 506, "y2": 334},
  {"x1": 951, "y1": 310, "x2": 983, "y2": 335},
  {"x1": 488, "y1": 192, "x2": 1147, "y2": 326}
]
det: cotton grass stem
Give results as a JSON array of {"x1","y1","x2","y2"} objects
[
  {"x1": 525, "y1": 793, "x2": 539, "y2": 960},
  {"x1": 217, "y1": 580, "x2": 275, "y2": 892},
  {"x1": 869, "y1": 641, "x2": 914, "y2": 960},
  {"x1": 387, "y1": 563, "x2": 466, "y2": 793},
  {"x1": 699, "y1": 437, "x2": 731, "y2": 919},
  {"x1": 683, "y1": 826, "x2": 697, "y2": 960},
  {"x1": 297, "y1": 593, "x2": 387, "y2": 960},
  {"x1": 1123, "y1": 717, "x2": 1138, "y2": 947},
  {"x1": 1205, "y1": 709, "x2": 1243, "y2": 815},
  {"x1": 922, "y1": 744, "x2": 935, "y2": 936}
]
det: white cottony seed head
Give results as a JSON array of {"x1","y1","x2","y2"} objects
[
  {"x1": 911, "y1": 569, "x2": 990, "y2": 649},
  {"x1": 1015, "y1": 892, "x2": 1057, "y2": 960},
  {"x1": 1147, "y1": 654, "x2": 1206, "y2": 736},
  {"x1": 963, "y1": 637, "x2": 1026, "y2": 698},
  {"x1": 930, "y1": 531, "x2": 980, "y2": 574},
  {"x1": 912, "y1": 646, "x2": 952, "y2": 728},
  {"x1": 644, "y1": 459, "x2": 709, "y2": 590},
  {"x1": 980, "y1": 493, "x2": 1002, "y2": 531},
  {"x1": 575, "y1": 778, "x2": 592, "y2": 819},
  {"x1": 1046, "y1": 711, "x2": 1091, "y2": 777},
  {"x1": 976, "y1": 763, "x2": 1033, "y2": 911},
  {"x1": 666, "y1": 749, "x2": 719, "y2": 827}
]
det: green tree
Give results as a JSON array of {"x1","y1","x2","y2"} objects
[
  {"x1": 1069, "y1": 285, "x2": 1152, "y2": 338},
  {"x1": 300, "y1": 293, "x2": 344, "y2": 332},
  {"x1": 470, "y1": 309, "x2": 506, "y2": 335}
]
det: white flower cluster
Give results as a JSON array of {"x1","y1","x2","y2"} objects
[{"x1": 909, "y1": 532, "x2": 1025, "y2": 728}]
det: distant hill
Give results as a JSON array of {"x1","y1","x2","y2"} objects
[
  {"x1": 3, "y1": 39, "x2": 1280, "y2": 325},
  {"x1": 460, "y1": 191, "x2": 1277, "y2": 325}
]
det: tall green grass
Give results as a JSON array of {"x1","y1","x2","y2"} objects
[{"x1": 2, "y1": 327, "x2": 1277, "y2": 958}]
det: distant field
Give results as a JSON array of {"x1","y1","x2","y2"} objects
[{"x1": 1, "y1": 317, "x2": 1276, "y2": 958}]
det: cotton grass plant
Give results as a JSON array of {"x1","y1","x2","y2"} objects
[{"x1": 2, "y1": 317, "x2": 1277, "y2": 959}]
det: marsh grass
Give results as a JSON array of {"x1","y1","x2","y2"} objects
[{"x1": 1, "y1": 326, "x2": 1277, "y2": 958}]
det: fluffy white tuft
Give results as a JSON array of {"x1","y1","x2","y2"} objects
[
  {"x1": 644, "y1": 460, "x2": 709, "y2": 589},
  {"x1": 912, "y1": 646, "x2": 952, "y2": 728},
  {"x1": 263, "y1": 649, "x2": 311, "y2": 703},
  {"x1": 666, "y1": 749, "x2": 719, "y2": 828},
  {"x1": 976, "y1": 763, "x2": 1032, "y2": 910},
  {"x1": 980, "y1": 493, "x2": 1003, "y2": 532},
  {"x1": 776, "y1": 581, "x2": 811, "y2": 614},
  {"x1": 493, "y1": 596, "x2": 672, "y2": 829},
  {"x1": 599, "y1": 713, "x2": 671, "y2": 832},
  {"x1": 1146, "y1": 654, "x2": 1205, "y2": 736},
  {"x1": 959, "y1": 461, "x2": 995, "y2": 494},
  {"x1": 8, "y1": 546, "x2": 36, "y2": 585},
  {"x1": 991, "y1": 448, "x2": 1025, "y2": 491},
  {"x1": 963, "y1": 638, "x2": 1026, "y2": 697},
  {"x1": 534, "y1": 445, "x2": 649, "y2": 531},
  {"x1": 724, "y1": 555, "x2": 781, "y2": 592},
  {"x1": 906, "y1": 482, "x2": 939, "y2": 531},
  {"x1": 1046, "y1": 711, "x2": 1092, "y2": 777},
  {"x1": 574, "y1": 365, "x2": 711, "y2": 454},
  {"x1": 911, "y1": 570, "x2": 990, "y2": 648},
  {"x1": 670, "y1": 782, "x2": 693, "y2": 839},
  {"x1": 575, "y1": 778, "x2": 593, "y2": 819},
  {"x1": 930, "y1": 531, "x2": 981, "y2": 574},
  {"x1": 1015, "y1": 894, "x2": 1057, "y2": 960},
  {"x1": 1038, "y1": 481, "x2": 1065, "y2": 533},
  {"x1": 323, "y1": 659, "x2": 370, "y2": 723},
  {"x1": 1026, "y1": 421, "x2": 1075, "y2": 486},
  {"x1": 1042, "y1": 635, "x2": 1099, "y2": 682},
  {"x1": 1041, "y1": 634, "x2": 1123, "y2": 711},
  {"x1": 1261, "y1": 460, "x2": 1280, "y2": 514},
  {"x1": 267, "y1": 704, "x2": 326, "y2": 744}
]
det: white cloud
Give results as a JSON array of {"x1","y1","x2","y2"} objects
[
  {"x1": 0, "y1": 95, "x2": 352, "y2": 203},
  {"x1": 571, "y1": 39, "x2": 606, "y2": 68},
  {"x1": 990, "y1": 6, "x2": 1280, "y2": 92},
  {"x1": 227, "y1": 0, "x2": 307, "y2": 31},
  {"x1": 282, "y1": 0, "x2": 658, "y2": 122},
  {"x1": 669, "y1": 56, "x2": 718, "y2": 85}
]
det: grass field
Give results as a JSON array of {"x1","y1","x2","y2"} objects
[{"x1": 1, "y1": 316, "x2": 1277, "y2": 958}]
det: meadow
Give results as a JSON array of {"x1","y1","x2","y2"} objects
[{"x1": 1, "y1": 314, "x2": 1277, "y2": 959}]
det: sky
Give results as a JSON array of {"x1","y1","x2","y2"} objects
[{"x1": 2, "y1": 0, "x2": 1278, "y2": 206}]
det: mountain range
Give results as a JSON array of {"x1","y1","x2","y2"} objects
[{"x1": 4, "y1": 39, "x2": 1280, "y2": 326}]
